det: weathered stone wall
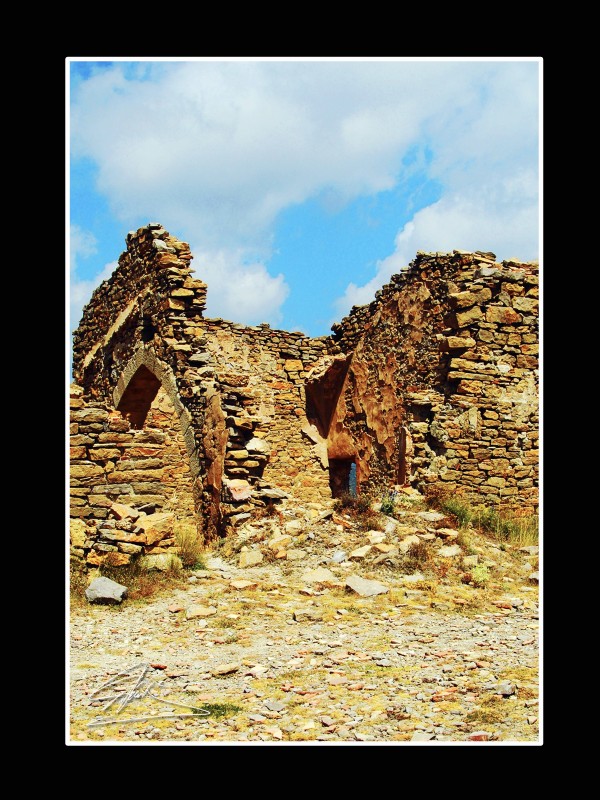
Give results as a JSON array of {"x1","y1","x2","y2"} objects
[
  {"x1": 71, "y1": 226, "x2": 539, "y2": 553},
  {"x1": 70, "y1": 382, "x2": 197, "y2": 563},
  {"x1": 71, "y1": 224, "x2": 333, "y2": 542},
  {"x1": 72, "y1": 223, "x2": 214, "y2": 536},
  {"x1": 324, "y1": 250, "x2": 539, "y2": 511},
  {"x1": 203, "y1": 320, "x2": 331, "y2": 519}
]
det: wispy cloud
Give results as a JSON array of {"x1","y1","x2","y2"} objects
[
  {"x1": 69, "y1": 224, "x2": 115, "y2": 332},
  {"x1": 70, "y1": 59, "x2": 539, "y2": 326},
  {"x1": 192, "y1": 246, "x2": 289, "y2": 325},
  {"x1": 335, "y1": 169, "x2": 539, "y2": 317}
]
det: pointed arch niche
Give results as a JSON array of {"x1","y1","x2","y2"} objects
[{"x1": 112, "y1": 347, "x2": 201, "y2": 527}]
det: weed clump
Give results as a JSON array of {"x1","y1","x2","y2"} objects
[
  {"x1": 398, "y1": 541, "x2": 432, "y2": 574},
  {"x1": 174, "y1": 518, "x2": 206, "y2": 569},
  {"x1": 333, "y1": 492, "x2": 385, "y2": 531},
  {"x1": 380, "y1": 490, "x2": 397, "y2": 516},
  {"x1": 425, "y1": 493, "x2": 538, "y2": 546}
]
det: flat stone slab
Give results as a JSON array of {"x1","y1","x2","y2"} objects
[
  {"x1": 230, "y1": 579, "x2": 259, "y2": 590},
  {"x1": 416, "y1": 511, "x2": 445, "y2": 522},
  {"x1": 239, "y1": 550, "x2": 264, "y2": 568},
  {"x1": 85, "y1": 577, "x2": 128, "y2": 605},
  {"x1": 439, "y1": 544, "x2": 462, "y2": 557},
  {"x1": 186, "y1": 605, "x2": 217, "y2": 619},
  {"x1": 398, "y1": 535, "x2": 421, "y2": 553},
  {"x1": 301, "y1": 567, "x2": 336, "y2": 584},
  {"x1": 345, "y1": 575, "x2": 389, "y2": 597},
  {"x1": 350, "y1": 545, "x2": 372, "y2": 559}
]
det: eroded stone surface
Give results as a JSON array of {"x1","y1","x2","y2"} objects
[{"x1": 71, "y1": 226, "x2": 538, "y2": 566}]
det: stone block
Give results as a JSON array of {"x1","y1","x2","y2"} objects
[{"x1": 486, "y1": 306, "x2": 522, "y2": 324}]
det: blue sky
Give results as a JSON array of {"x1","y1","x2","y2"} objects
[{"x1": 68, "y1": 58, "x2": 540, "y2": 338}]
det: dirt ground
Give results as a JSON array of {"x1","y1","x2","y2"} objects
[{"x1": 68, "y1": 494, "x2": 540, "y2": 745}]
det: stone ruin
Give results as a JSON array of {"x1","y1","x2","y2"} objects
[{"x1": 70, "y1": 223, "x2": 539, "y2": 567}]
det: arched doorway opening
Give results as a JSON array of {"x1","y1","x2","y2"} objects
[{"x1": 114, "y1": 360, "x2": 200, "y2": 531}]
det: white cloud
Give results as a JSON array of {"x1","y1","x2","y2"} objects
[
  {"x1": 333, "y1": 62, "x2": 539, "y2": 320},
  {"x1": 71, "y1": 59, "x2": 539, "y2": 327},
  {"x1": 69, "y1": 224, "x2": 116, "y2": 333},
  {"x1": 72, "y1": 61, "x2": 528, "y2": 246},
  {"x1": 69, "y1": 224, "x2": 97, "y2": 273},
  {"x1": 70, "y1": 261, "x2": 117, "y2": 334},
  {"x1": 191, "y1": 247, "x2": 289, "y2": 326},
  {"x1": 334, "y1": 168, "x2": 539, "y2": 319}
]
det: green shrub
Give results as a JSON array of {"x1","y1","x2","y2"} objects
[
  {"x1": 471, "y1": 564, "x2": 490, "y2": 587},
  {"x1": 380, "y1": 491, "x2": 396, "y2": 516}
]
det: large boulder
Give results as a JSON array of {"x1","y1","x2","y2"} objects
[{"x1": 85, "y1": 576, "x2": 128, "y2": 604}]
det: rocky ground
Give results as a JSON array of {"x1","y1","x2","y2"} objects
[{"x1": 69, "y1": 490, "x2": 540, "y2": 746}]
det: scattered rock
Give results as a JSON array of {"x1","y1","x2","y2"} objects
[
  {"x1": 263, "y1": 700, "x2": 286, "y2": 712},
  {"x1": 350, "y1": 545, "x2": 372, "y2": 560},
  {"x1": 230, "y1": 579, "x2": 259, "y2": 590},
  {"x1": 411, "y1": 731, "x2": 435, "y2": 741},
  {"x1": 186, "y1": 605, "x2": 217, "y2": 620},
  {"x1": 439, "y1": 545, "x2": 462, "y2": 557},
  {"x1": 293, "y1": 608, "x2": 324, "y2": 622},
  {"x1": 436, "y1": 528, "x2": 459, "y2": 539},
  {"x1": 374, "y1": 543, "x2": 395, "y2": 553},
  {"x1": 85, "y1": 577, "x2": 128, "y2": 605},
  {"x1": 468, "y1": 731, "x2": 492, "y2": 741},
  {"x1": 301, "y1": 567, "x2": 336, "y2": 584},
  {"x1": 320, "y1": 715, "x2": 337, "y2": 727},
  {"x1": 269, "y1": 535, "x2": 293, "y2": 551},
  {"x1": 400, "y1": 572, "x2": 425, "y2": 583},
  {"x1": 528, "y1": 572, "x2": 539, "y2": 583},
  {"x1": 286, "y1": 548, "x2": 307, "y2": 560},
  {"x1": 212, "y1": 663, "x2": 240, "y2": 676},
  {"x1": 417, "y1": 511, "x2": 445, "y2": 522},
  {"x1": 398, "y1": 535, "x2": 421, "y2": 553},
  {"x1": 497, "y1": 682, "x2": 516, "y2": 696},
  {"x1": 284, "y1": 520, "x2": 304, "y2": 535},
  {"x1": 239, "y1": 550, "x2": 264, "y2": 568},
  {"x1": 331, "y1": 550, "x2": 347, "y2": 563},
  {"x1": 327, "y1": 674, "x2": 348, "y2": 685},
  {"x1": 345, "y1": 575, "x2": 389, "y2": 597},
  {"x1": 245, "y1": 664, "x2": 269, "y2": 677}
]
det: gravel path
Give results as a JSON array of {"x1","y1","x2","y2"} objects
[{"x1": 69, "y1": 510, "x2": 540, "y2": 745}]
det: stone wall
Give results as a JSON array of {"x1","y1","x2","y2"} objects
[
  {"x1": 70, "y1": 226, "x2": 539, "y2": 560},
  {"x1": 71, "y1": 224, "x2": 334, "y2": 548},
  {"x1": 203, "y1": 320, "x2": 331, "y2": 519},
  {"x1": 72, "y1": 223, "x2": 214, "y2": 535},
  {"x1": 70, "y1": 382, "x2": 197, "y2": 565},
  {"x1": 323, "y1": 250, "x2": 539, "y2": 511}
]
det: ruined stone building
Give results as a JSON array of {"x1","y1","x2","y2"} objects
[{"x1": 70, "y1": 223, "x2": 539, "y2": 562}]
